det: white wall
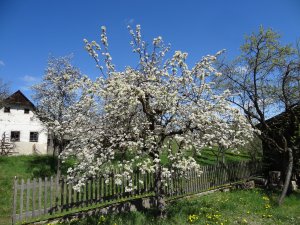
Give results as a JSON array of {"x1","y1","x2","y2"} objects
[{"x1": 0, "y1": 105, "x2": 48, "y2": 155}]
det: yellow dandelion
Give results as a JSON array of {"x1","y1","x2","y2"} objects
[
  {"x1": 265, "y1": 204, "x2": 271, "y2": 209},
  {"x1": 262, "y1": 196, "x2": 269, "y2": 201}
]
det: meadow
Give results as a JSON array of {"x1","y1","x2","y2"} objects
[{"x1": 58, "y1": 188, "x2": 300, "y2": 225}]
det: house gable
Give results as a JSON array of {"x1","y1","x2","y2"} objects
[{"x1": 3, "y1": 90, "x2": 35, "y2": 109}]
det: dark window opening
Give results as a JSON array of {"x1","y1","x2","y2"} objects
[
  {"x1": 30, "y1": 132, "x2": 39, "y2": 142},
  {"x1": 4, "y1": 107, "x2": 10, "y2": 113},
  {"x1": 11, "y1": 131, "x2": 20, "y2": 142},
  {"x1": 24, "y1": 108, "x2": 30, "y2": 114}
]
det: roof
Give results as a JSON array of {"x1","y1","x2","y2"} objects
[
  {"x1": 265, "y1": 103, "x2": 300, "y2": 125},
  {"x1": 3, "y1": 90, "x2": 35, "y2": 108}
]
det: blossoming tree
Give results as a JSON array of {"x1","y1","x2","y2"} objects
[
  {"x1": 62, "y1": 25, "x2": 255, "y2": 216},
  {"x1": 32, "y1": 56, "x2": 95, "y2": 177}
]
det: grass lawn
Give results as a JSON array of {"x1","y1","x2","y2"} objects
[
  {"x1": 192, "y1": 148, "x2": 253, "y2": 165},
  {"x1": 59, "y1": 189, "x2": 300, "y2": 225}
]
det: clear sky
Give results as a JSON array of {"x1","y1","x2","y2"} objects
[{"x1": 0, "y1": 0, "x2": 300, "y2": 98}]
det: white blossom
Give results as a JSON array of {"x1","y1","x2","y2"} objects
[{"x1": 56, "y1": 25, "x2": 255, "y2": 193}]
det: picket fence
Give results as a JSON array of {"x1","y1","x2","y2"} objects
[{"x1": 12, "y1": 160, "x2": 262, "y2": 224}]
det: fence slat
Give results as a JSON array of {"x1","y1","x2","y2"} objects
[
  {"x1": 91, "y1": 178, "x2": 94, "y2": 204},
  {"x1": 71, "y1": 182, "x2": 74, "y2": 209},
  {"x1": 206, "y1": 166, "x2": 210, "y2": 190},
  {"x1": 12, "y1": 177, "x2": 17, "y2": 224},
  {"x1": 32, "y1": 178, "x2": 36, "y2": 218},
  {"x1": 44, "y1": 177, "x2": 48, "y2": 215},
  {"x1": 66, "y1": 182, "x2": 69, "y2": 211},
  {"x1": 60, "y1": 177, "x2": 64, "y2": 212},
  {"x1": 19, "y1": 179, "x2": 24, "y2": 221},
  {"x1": 81, "y1": 184, "x2": 84, "y2": 208},
  {"x1": 38, "y1": 178, "x2": 42, "y2": 216},
  {"x1": 50, "y1": 177, "x2": 53, "y2": 213},
  {"x1": 95, "y1": 176, "x2": 98, "y2": 202},
  {"x1": 55, "y1": 176, "x2": 59, "y2": 213},
  {"x1": 76, "y1": 187, "x2": 79, "y2": 208},
  {"x1": 98, "y1": 176, "x2": 102, "y2": 203},
  {"x1": 85, "y1": 180, "x2": 89, "y2": 206},
  {"x1": 26, "y1": 179, "x2": 30, "y2": 219}
]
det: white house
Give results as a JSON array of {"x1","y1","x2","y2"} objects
[{"x1": 0, "y1": 90, "x2": 49, "y2": 155}]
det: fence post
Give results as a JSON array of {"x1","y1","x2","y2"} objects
[
  {"x1": 12, "y1": 177, "x2": 17, "y2": 225},
  {"x1": 32, "y1": 178, "x2": 36, "y2": 218},
  {"x1": 38, "y1": 178, "x2": 42, "y2": 216}
]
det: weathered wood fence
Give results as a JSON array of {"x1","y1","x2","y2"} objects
[{"x1": 12, "y1": 160, "x2": 262, "y2": 224}]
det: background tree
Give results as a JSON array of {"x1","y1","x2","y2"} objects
[
  {"x1": 62, "y1": 25, "x2": 255, "y2": 217},
  {"x1": 216, "y1": 26, "x2": 300, "y2": 204},
  {"x1": 0, "y1": 79, "x2": 11, "y2": 155},
  {"x1": 32, "y1": 56, "x2": 91, "y2": 177},
  {"x1": 0, "y1": 78, "x2": 10, "y2": 107}
]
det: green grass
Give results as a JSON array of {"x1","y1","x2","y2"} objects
[
  {"x1": 192, "y1": 148, "x2": 253, "y2": 166},
  {"x1": 58, "y1": 189, "x2": 300, "y2": 225},
  {"x1": 0, "y1": 155, "x2": 72, "y2": 225}
]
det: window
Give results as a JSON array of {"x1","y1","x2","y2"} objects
[
  {"x1": 30, "y1": 132, "x2": 39, "y2": 142},
  {"x1": 4, "y1": 107, "x2": 10, "y2": 113},
  {"x1": 24, "y1": 108, "x2": 30, "y2": 114},
  {"x1": 11, "y1": 131, "x2": 20, "y2": 142}
]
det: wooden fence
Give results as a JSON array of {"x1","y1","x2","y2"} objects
[{"x1": 12, "y1": 160, "x2": 262, "y2": 224}]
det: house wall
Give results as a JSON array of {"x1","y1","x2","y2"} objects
[{"x1": 0, "y1": 104, "x2": 48, "y2": 155}]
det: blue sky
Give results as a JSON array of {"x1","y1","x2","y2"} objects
[{"x1": 0, "y1": 0, "x2": 300, "y2": 99}]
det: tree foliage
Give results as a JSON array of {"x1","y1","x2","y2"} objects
[
  {"x1": 0, "y1": 78, "x2": 10, "y2": 107},
  {"x1": 32, "y1": 56, "x2": 96, "y2": 176}
]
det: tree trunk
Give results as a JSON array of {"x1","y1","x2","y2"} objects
[
  {"x1": 221, "y1": 150, "x2": 226, "y2": 164},
  {"x1": 56, "y1": 144, "x2": 63, "y2": 178},
  {"x1": 56, "y1": 157, "x2": 61, "y2": 178},
  {"x1": 52, "y1": 146, "x2": 56, "y2": 158},
  {"x1": 154, "y1": 164, "x2": 166, "y2": 218},
  {"x1": 278, "y1": 147, "x2": 293, "y2": 205},
  {"x1": 215, "y1": 151, "x2": 220, "y2": 164}
]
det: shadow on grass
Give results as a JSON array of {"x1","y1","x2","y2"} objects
[
  {"x1": 194, "y1": 154, "x2": 216, "y2": 165},
  {"x1": 61, "y1": 209, "x2": 162, "y2": 225},
  {"x1": 26, "y1": 155, "x2": 75, "y2": 178},
  {"x1": 26, "y1": 155, "x2": 57, "y2": 178},
  {"x1": 263, "y1": 188, "x2": 300, "y2": 207},
  {"x1": 226, "y1": 152, "x2": 252, "y2": 159}
]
